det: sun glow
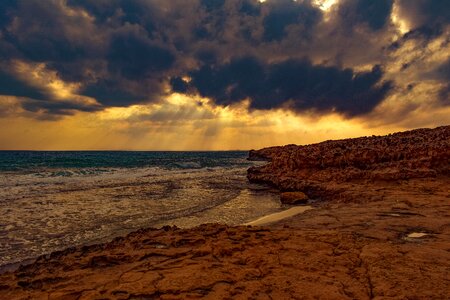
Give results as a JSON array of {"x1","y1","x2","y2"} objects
[
  {"x1": 259, "y1": 0, "x2": 338, "y2": 11},
  {"x1": 0, "y1": 90, "x2": 416, "y2": 151},
  {"x1": 313, "y1": 0, "x2": 338, "y2": 11},
  {"x1": 391, "y1": 2, "x2": 410, "y2": 35}
]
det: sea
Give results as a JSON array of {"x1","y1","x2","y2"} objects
[{"x1": 0, "y1": 151, "x2": 281, "y2": 269}]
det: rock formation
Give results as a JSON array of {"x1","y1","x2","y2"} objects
[
  {"x1": 280, "y1": 191, "x2": 309, "y2": 204},
  {"x1": 248, "y1": 126, "x2": 450, "y2": 201}
]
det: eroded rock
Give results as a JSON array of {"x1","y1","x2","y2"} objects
[
  {"x1": 248, "y1": 126, "x2": 450, "y2": 201},
  {"x1": 280, "y1": 191, "x2": 309, "y2": 204}
]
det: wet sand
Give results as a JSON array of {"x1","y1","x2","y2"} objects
[{"x1": 244, "y1": 205, "x2": 313, "y2": 226}]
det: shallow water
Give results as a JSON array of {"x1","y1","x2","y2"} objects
[{"x1": 0, "y1": 152, "x2": 281, "y2": 268}]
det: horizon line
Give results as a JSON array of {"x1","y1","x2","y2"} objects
[{"x1": 0, "y1": 149, "x2": 253, "y2": 152}]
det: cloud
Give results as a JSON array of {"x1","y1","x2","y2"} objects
[
  {"x1": 0, "y1": 70, "x2": 48, "y2": 101},
  {"x1": 0, "y1": 0, "x2": 447, "y2": 121},
  {"x1": 336, "y1": 0, "x2": 393, "y2": 31},
  {"x1": 3, "y1": 1, "x2": 98, "y2": 62},
  {"x1": 80, "y1": 79, "x2": 145, "y2": 106},
  {"x1": 262, "y1": 0, "x2": 321, "y2": 41},
  {"x1": 0, "y1": 0, "x2": 16, "y2": 29},
  {"x1": 396, "y1": 0, "x2": 449, "y2": 30},
  {"x1": 433, "y1": 58, "x2": 450, "y2": 81},
  {"x1": 107, "y1": 28, "x2": 175, "y2": 80},
  {"x1": 200, "y1": 0, "x2": 226, "y2": 11},
  {"x1": 434, "y1": 58, "x2": 450, "y2": 104},
  {"x1": 20, "y1": 98, "x2": 101, "y2": 118},
  {"x1": 172, "y1": 56, "x2": 392, "y2": 116}
]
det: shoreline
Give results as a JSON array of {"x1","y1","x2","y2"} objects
[
  {"x1": 0, "y1": 203, "x2": 314, "y2": 275},
  {"x1": 1, "y1": 176, "x2": 449, "y2": 299},
  {"x1": 0, "y1": 163, "x2": 282, "y2": 270},
  {"x1": 1, "y1": 126, "x2": 448, "y2": 299}
]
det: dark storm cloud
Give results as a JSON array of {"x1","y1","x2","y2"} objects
[
  {"x1": 0, "y1": 69, "x2": 101, "y2": 118},
  {"x1": 174, "y1": 56, "x2": 392, "y2": 116},
  {"x1": 434, "y1": 58, "x2": 450, "y2": 81},
  {"x1": 201, "y1": 0, "x2": 226, "y2": 11},
  {"x1": 67, "y1": 0, "x2": 156, "y2": 31},
  {"x1": 47, "y1": 60, "x2": 99, "y2": 83},
  {"x1": 433, "y1": 59, "x2": 450, "y2": 105},
  {"x1": 396, "y1": 0, "x2": 450, "y2": 30},
  {"x1": 388, "y1": 26, "x2": 444, "y2": 51},
  {"x1": 0, "y1": 0, "x2": 16, "y2": 29},
  {"x1": 337, "y1": 0, "x2": 393, "y2": 31},
  {"x1": 3, "y1": 0, "x2": 96, "y2": 62},
  {"x1": 262, "y1": 0, "x2": 321, "y2": 41},
  {"x1": 66, "y1": 0, "x2": 119, "y2": 23},
  {"x1": 170, "y1": 77, "x2": 189, "y2": 94},
  {"x1": 439, "y1": 85, "x2": 450, "y2": 105},
  {"x1": 81, "y1": 80, "x2": 145, "y2": 107},
  {"x1": 0, "y1": 0, "x2": 174, "y2": 111},
  {"x1": 0, "y1": 0, "x2": 447, "y2": 119},
  {"x1": 239, "y1": 0, "x2": 261, "y2": 16},
  {"x1": 388, "y1": 0, "x2": 449, "y2": 43},
  {"x1": 21, "y1": 99, "x2": 101, "y2": 117},
  {"x1": 0, "y1": 70, "x2": 48, "y2": 101},
  {"x1": 107, "y1": 31, "x2": 175, "y2": 80}
]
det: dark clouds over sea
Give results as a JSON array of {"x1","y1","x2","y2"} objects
[{"x1": 0, "y1": 0, "x2": 448, "y2": 118}]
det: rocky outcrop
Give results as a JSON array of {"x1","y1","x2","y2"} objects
[
  {"x1": 280, "y1": 191, "x2": 309, "y2": 204},
  {"x1": 248, "y1": 126, "x2": 450, "y2": 201},
  {"x1": 248, "y1": 149, "x2": 271, "y2": 161}
]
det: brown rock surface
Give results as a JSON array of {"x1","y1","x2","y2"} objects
[
  {"x1": 280, "y1": 191, "x2": 309, "y2": 204},
  {"x1": 248, "y1": 125, "x2": 450, "y2": 200},
  {"x1": 1, "y1": 126, "x2": 449, "y2": 299}
]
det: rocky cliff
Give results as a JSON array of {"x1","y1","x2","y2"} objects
[{"x1": 248, "y1": 126, "x2": 450, "y2": 201}]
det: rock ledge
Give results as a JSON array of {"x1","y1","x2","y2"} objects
[{"x1": 248, "y1": 125, "x2": 449, "y2": 201}]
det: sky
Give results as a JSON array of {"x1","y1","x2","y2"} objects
[{"x1": 0, "y1": 0, "x2": 448, "y2": 150}]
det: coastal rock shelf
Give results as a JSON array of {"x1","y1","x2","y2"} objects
[
  {"x1": 1, "y1": 174, "x2": 449, "y2": 299},
  {"x1": 1, "y1": 126, "x2": 449, "y2": 299},
  {"x1": 248, "y1": 125, "x2": 450, "y2": 201}
]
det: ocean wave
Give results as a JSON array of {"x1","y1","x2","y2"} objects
[{"x1": 0, "y1": 151, "x2": 253, "y2": 172}]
